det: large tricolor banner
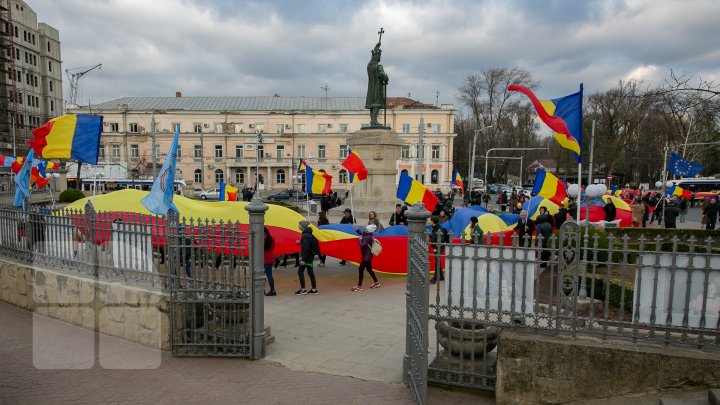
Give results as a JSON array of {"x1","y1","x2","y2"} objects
[
  {"x1": 29, "y1": 114, "x2": 104, "y2": 165},
  {"x1": 531, "y1": 169, "x2": 567, "y2": 205},
  {"x1": 508, "y1": 84, "x2": 583, "y2": 163},
  {"x1": 396, "y1": 171, "x2": 438, "y2": 212}
]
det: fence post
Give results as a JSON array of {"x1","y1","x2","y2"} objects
[
  {"x1": 84, "y1": 201, "x2": 98, "y2": 276},
  {"x1": 245, "y1": 196, "x2": 268, "y2": 359},
  {"x1": 404, "y1": 203, "x2": 430, "y2": 405}
]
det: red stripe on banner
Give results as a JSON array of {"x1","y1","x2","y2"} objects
[{"x1": 421, "y1": 188, "x2": 439, "y2": 212}]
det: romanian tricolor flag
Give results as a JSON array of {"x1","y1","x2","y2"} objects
[
  {"x1": 509, "y1": 84, "x2": 583, "y2": 162},
  {"x1": 301, "y1": 160, "x2": 332, "y2": 195},
  {"x1": 29, "y1": 114, "x2": 104, "y2": 164},
  {"x1": 219, "y1": 182, "x2": 239, "y2": 201},
  {"x1": 341, "y1": 148, "x2": 368, "y2": 183},
  {"x1": 396, "y1": 171, "x2": 438, "y2": 212},
  {"x1": 532, "y1": 169, "x2": 567, "y2": 206},
  {"x1": 666, "y1": 185, "x2": 692, "y2": 199},
  {"x1": 452, "y1": 169, "x2": 464, "y2": 192}
]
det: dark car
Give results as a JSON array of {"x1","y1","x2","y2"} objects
[
  {"x1": 265, "y1": 189, "x2": 304, "y2": 201},
  {"x1": 486, "y1": 184, "x2": 499, "y2": 194}
]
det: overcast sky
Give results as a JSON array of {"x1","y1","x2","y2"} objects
[{"x1": 28, "y1": 0, "x2": 720, "y2": 109}]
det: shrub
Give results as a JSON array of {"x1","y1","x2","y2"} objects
[
  {"x1": 58, "y1": 188, "x2": 85, "y2": 203},
  {"x1": 584, "y1": 274, "x2": 635, "y2": 313},
  {"x1": 266, "y1": 200, "x2": 300, "y2": 213}
]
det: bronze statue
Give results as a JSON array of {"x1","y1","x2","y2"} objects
[{"x1": 366, "y1": 28, "x2": 389, "y2": 128}]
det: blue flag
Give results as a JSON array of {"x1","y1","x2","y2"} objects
[
  {"x1": 668, "y1": 152, "x2": 702, "y2": 177},
  {"x1": 219, "y1": 181, "x2": 226, "y2": 202},
  {"x1": 141, "y1": 128, "x2": 179, "y2": 216},
  {"x1": 13, "y1": 149, "x2": 34, "y2": 208}
]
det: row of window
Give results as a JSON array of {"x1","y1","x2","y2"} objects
[
  {"x1": 105, "y1": 121, "x2": 443, "y2": 134},
  {"x1": 192, "y1": 168, "x2": 443, "y2": 186},
  {"x1": 13, "y1": 114, "x2": 43, "y2": 129},
  {"x1": 400, "y1": 144, "x2": 444, "y2": 159}
]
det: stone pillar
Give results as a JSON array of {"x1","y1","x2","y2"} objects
[
  {"x1": 346, "y1": 128, "x2": 403, "y2": 219},
  {"x1": 245, "y1": 196, "x2": 268, "y2": 359}
]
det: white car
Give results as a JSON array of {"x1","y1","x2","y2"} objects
[{"x1": 199, "y1": 188, "x2": 220, "y2": 200}]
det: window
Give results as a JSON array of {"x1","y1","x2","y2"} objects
[
  {"x1": 50, "y1": 100, "x2": 54, "y2": 111},
  {"x1": 257, "y1": 145, "x2": 264, "y2": 158},
  {"x1": 108, "y1": 122, "x2": 118, "y2": 132},
  {"x1": 401, "y1": 145, "x2": 410, "y2": 159},
  {"x1": 173, "y1": 123, "x2": 181, "y2": 133},
  {"x1": 14, "y1": 26, "x2": 17, "y2": 37},
  {"x1": 214, "y1": 145, "x2": 223, "y2": 158},
  {"x1": 402, "y1": 124, "x2": 411, "y2": 133},
  {"x1": 432, "y1": 124, "x2": 441, "y2": 134},
  {"x1": 276, "y1": 145, "x2": 285, "y2": 159},
  {"x1": 297, "y1": 144, "x2": 305, "y2": 158},
  {"x1": 194, "y1": 123, "x2": 202, "y2": 133},
  {"x1": 176, "y1": 145, "x2": 182, "y2": 160},
  {"x1": 235, "y1": 170, "x2": 245, "y2": 184},
  {"x1": 317, "y1": 145, "x2": 326, "y2": 159},
  {"x1": 339, "y1": 124, "x2": 348, "y2": 134},
  {"x1": 153, "y1": 143, "x2": 160, "y2": 159},
  {"x1": 339, "y1": 145, "x2": 349, "y2": 159},
  {"x1": 214, "y1": 169, "x2": 224, "y2": 184},
  {"x1": 23, "y1": 30, "x2": 26, "y2": 41},
  {"x1": 27, "y1": 95, "x2": 31, "y2": 105},
  {"x1": 129, "y1": 123, "x2": 139, "y2": 133},
  {"x1": 49, "y1": 80, "x2": 53, "y2": 92},
  {"x1": 276, "y1": 123, "x2": 284, "y2": 134},
  {"x1": 111, "y1": 144, "x2": 120, "y2": 158},
  {"x1": 32, "y1": 34, "x2": 35, "y2": 45},
  {"x1": 17, "y1": 92, "x2": 21, "y2": 104},
  {"x1": 431, "y1": 170, "x2": 439, "y2": 184},
  {"x1": 317, "y1": 124, "x2": 326, "y2": 133},
  {"x1": 47, "y1": 41, "x2": 50, "y2": 52},
  {"x1": 194, "y1": 169, "x2": 202, "y2": 184},
  {"x1": 48, "y1": 61, "x2": 52, "y2": 72},
  {"x1": 296, "y1": 123, "x2": 305, "y2": 133},
  {"x1": 276, "y1": 169, "x2": 286, "y2": 184},
  {"x1": 33, "y1": 55, "x2": 36, "y2": 66},
  {"x1": 98, "y1": 145, "x2": 105, "y2": 159},
  {"x1": 15, "y1": 48, "x2": 19, "y2": 59},
  {"x1": 254, "y1": 123, "x2": 264, "y2": 132},
  {"x1": 431, "y1": 145, "x2": 440, "y2": 160},
  {"x1": 235, "y1": 145, "x2": 244, "y2": 158},
  {"x1": 339, "y1": 169, "x2": 348, "y2": 184},
  {"x1": 130, "y1": 144, "x2": 139, "y2": 158},
  {"x1": 194, "y1": 145, "x2": 202, "y2": 158}
]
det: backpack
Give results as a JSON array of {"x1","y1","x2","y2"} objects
[{"x1": 370, "y1": 237, "x2": 383, "y2": 256}]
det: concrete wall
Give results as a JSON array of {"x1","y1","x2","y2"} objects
[
  {"x1": 0, "y1": 258, "x2": 169, "y2": 350},
  {"x1": 496, "y1": 329, "x2": 720, "y2": 405}
]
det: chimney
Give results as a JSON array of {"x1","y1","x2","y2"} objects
[{"x1": 175, "y1": 92, "x2": 182, "y2": 98}]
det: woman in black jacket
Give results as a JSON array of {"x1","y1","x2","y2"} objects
[{"x1": 535, "y1": 207, "x2": 554, "y2": 267}]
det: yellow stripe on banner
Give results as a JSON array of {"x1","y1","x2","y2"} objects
[
  {"x1": 43, "y1": 115, "x2": 77, "y2": 158},
  {"x1": 539, "y1": 177, "x2": 558, "y2": 199},
  {"x1": 405, "y1": 180, "x2": 426, "y2": 204},
  {"x1": 540, "y1": 100, "x2": 556, "y2": 116},
  {"x1": 554, "y1": 133, "x2": 581, "y2": 155}
]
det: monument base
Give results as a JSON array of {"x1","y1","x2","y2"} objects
[{"x1": 346, "y1": 128, "x2": 402, "y2": 222}]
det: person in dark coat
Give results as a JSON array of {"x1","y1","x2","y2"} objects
[
  {"x1": 338, "y1": 208, "x2": 355, "y2": 265},
  {"x1": 704, "y1": 197, "x2": 719, "y2": 230},
  {"x1": 295, "y1": 221, "x2": 319, "y2": 295},
  {"x1": 663, "y1": 201, "x2": 680, "y2": 229},
  {"x1": 389, "y1": 204, "x2": 408, "y2": 226},
  {"x1": 352, "y1": 225, "x2": 380, "y2": 291},
  {"x1": 429, "y1": 216, "x2": 449, "y2": 283},
  {"x1": 320, "y1": 194, "x2": 331, "y2": 214},
  {"x1": 603, "y1": 199, "x2": 617, "y2": 222},
  {"x1": 554, "y1": 206, "x2": 568, "y2": 229},
  {"x1": 514, "y1": 210, "x2": 535, "y2": 247},
  {"x1": 535, "y1": 207, "x2": 554, "y2": 267}
]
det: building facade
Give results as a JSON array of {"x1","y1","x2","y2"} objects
[
  {"x1": 69, "y1": 95, "x2": 456, "y2": 193},
  {"x1": 0, "y1": 0, "x2": 63, "y2": 156}
]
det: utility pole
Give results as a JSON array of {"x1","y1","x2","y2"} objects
[
  {"x1": 417, "y1": 113, "x2": 424, "y2": 184},
  {"x1": 151, "y1": 114, "x2": 157, "y2": 178}
]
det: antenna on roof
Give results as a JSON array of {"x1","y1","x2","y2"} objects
[
  {"x1": 321, "y1": 84, "x2": 330, "y2": 98},
  {"x1": 436, "y1": 90, "x2": 439, "y2": 106}
]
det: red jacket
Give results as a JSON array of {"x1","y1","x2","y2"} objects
[{"x1": 264, "y1": 234, "x2": 275, "y2": 265}]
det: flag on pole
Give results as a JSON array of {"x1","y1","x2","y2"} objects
[
  {"x1": 13, "y1": 150, "x2": 34, "y2": 208},
  {"x1": 140, "y1": 127, "x2": 180, "y2": 216},
  {"x1": 452, "y1": 169, "x2": 464, "y2": 192},
  {"x1": 341, "y1": 148, "x2": 368, "y2": 183},
  {"x1": 396, "y1": 171, "x2": 438, "y2": 212},
  {"x1": 668, "y1": 152, "x2": 702, "y2": 177},
  {"x1": 219, "y1": 181, "x2": 239, "y2": 201},
  {"x1": 531, "y1": 169, "x2": 567, "y2": 205},
  {"x1": 508, "y1": 84, "x2": 583, "y2": 163},
  {"x1": 300, "y1": 160, "x2": 332, "y2": 195},
  {"x1": 666, "y1": 184, "x2": 692, "y2": 199},
  {"x1": 29, "y1": 114, "x2": 104, "y2": 164}
]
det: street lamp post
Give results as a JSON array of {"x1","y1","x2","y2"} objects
[
  {"x1": 468, "y1": 125, "x2": 493, "y2": 192},
  {"x1": 255, "y1": 129, "x2": 263, "y2": 197},
  {"x1": 484, "y1": 147, "x2": 549, "y2": 190},
  {"x1": 151, "y1": 114, "x2": 157, "y2": 178}
]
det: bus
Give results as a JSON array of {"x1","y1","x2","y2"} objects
[
  {"x1": 71, "y1": 178, "x2": 187, "y2": 194},
  {"x1": 674, "y1": 177, "x2": 720, "y2": 199}
]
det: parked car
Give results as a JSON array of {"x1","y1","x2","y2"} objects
[
  {"x1": 265, "y1": 189, "x2": 305, "y2": 201},
  {"x1": 192, "y1": 188, "x2": 204, "y2": 198},
  {"x1": 199, "y1": 188, "x2": 220, "y2": 200},
  {"x1": 485, "y1": 184, "x2": 499, "y2": 194}
]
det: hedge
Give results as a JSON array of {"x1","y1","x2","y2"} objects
[
  {"x1": 584, "y1": 274, "x2": 635, "y2": 313},
  {"x1": 266, "y1": 200, "x2": 300, "y2": 213},
  {"x1": 58, "y1": 189, "x2": 85, "y2": 203}
]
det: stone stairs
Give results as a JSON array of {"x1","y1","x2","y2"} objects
[{"x1": 658, "y1": 389, "x2": 720, "y2": 405}]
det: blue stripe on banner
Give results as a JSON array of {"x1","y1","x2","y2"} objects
[{"x1": 70, "y1": 114, "x2": 103, "y2": 164}]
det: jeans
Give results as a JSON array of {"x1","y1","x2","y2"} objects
[
  {"x1": 679, "y1": 211, "x2": 687, "y2": 223},
  {"x1": 298, "y1": 263, "x2": 317, "y2": 290},
  {"x1": 358, "y1": 260, "x2": 378, "y2": 286},
  {"x1": 264, "y1": 263, "x2": 275, "y2": 292}
]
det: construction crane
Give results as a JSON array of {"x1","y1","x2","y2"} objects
[{"x1": 65, "y1": 63, "x2": 102, "y2": 107}]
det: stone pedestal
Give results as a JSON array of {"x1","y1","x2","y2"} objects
[{"x1": 346, "y1": 128, "x2": 402, "y2": 221}]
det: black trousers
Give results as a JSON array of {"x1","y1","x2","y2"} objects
[
  {"x1": 358, "y1": 260, "x2": 378, "y2": 286},
  {"x1": 298, "y1": 264, "x2": 317, "y2": 290}
]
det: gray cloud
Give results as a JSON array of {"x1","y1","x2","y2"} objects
[{"x1": 29, "y1": 0, "x2": 720, "y2": 108}]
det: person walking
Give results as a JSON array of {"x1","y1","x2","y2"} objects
[
  {"x1": 704, "y1": 197, "x2": 719, "y2": 230},
  {"x1": 263, "y1": 227, "x2": 277, "y2": 296},
  {"x1": 535, "y1": 206, "x2": 554, "y2": 267},
  {"x1": 295, "y1": 221, "x2": 319, "y2": 295},
  {"x1": 641, "y1": 197, "x2": 650, "y2": 228},
  {"x1": 630, "y1": 197, "x2": 645, "y2": 228},
  {"x1": 603, "y1": 199, "x2": 617, "y2": 222},
  {"x1": 316, "y1": 211, "x2": 329, "y2": 267},
  {"x1": 429, "y1": 216, "x2": 449, "y2": 283},
  {"x1": 679, "y1": 198, "x2": 689, "y2": 223},
  {"x1": 514, "y1": 210, "x2": 535, "y2": 247},
  {"x1": 367, "y1": 210, "x2": 384, "y2": 232},
  {"x1": 389, "y1": 203, "x2": 407, "y2": 226},
  {"x1": 664, "y1": 201, "x2": 680, "y2": 229},
  {"x1": 352, "y1": 224, "x2": 380, "y2": 291},
  {"x1": 339, "y1": 208, "x2": 355, "y2": 265}
]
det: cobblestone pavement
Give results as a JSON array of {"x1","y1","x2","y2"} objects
[{"x1": 0, "y1": 301, "x2": 494, "y2": 405}]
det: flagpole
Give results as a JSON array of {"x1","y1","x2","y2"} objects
[
  {"x1": 92, "y1": 166, "x2": 98, "y2": 205},
  {"x1": 349, "y1": 183, "x2": 355, "y2": 221},
  {"x1": 661, "y1": 143, "x2": 669, "y2": 223},
  {"x1": 576, "y1": 162, "x2": 582, "y2": 225}
]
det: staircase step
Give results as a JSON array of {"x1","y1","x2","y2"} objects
[
  {"x1": 709, "y1": 389, "x2": 720, "y2": 405},
  {"x1": 658, "y1": 398, "x2": 706, "y2": 405}
]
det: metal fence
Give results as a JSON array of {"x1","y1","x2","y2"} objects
[
  {"x1": 0, "y1": 198, "x2": 269, "y2": 359},
  {"x1": 404, "y1": 204, "x2": 720, "y2": 404}
]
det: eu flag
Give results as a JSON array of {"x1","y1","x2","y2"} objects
[
  {"x1": 668, "y1": 152, "x2": 702, "y2": 177},
  {"x1": 141, "y1": 127, "x2": 179, "y2": 216}
]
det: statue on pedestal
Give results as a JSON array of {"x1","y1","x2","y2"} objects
[{"x1": 365, "y1": 28, "x2": 389, "y2": 128}]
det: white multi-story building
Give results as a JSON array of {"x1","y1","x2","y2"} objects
[{"x1": 69, "y1": 95, "x2": 456, "y2": 193}]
